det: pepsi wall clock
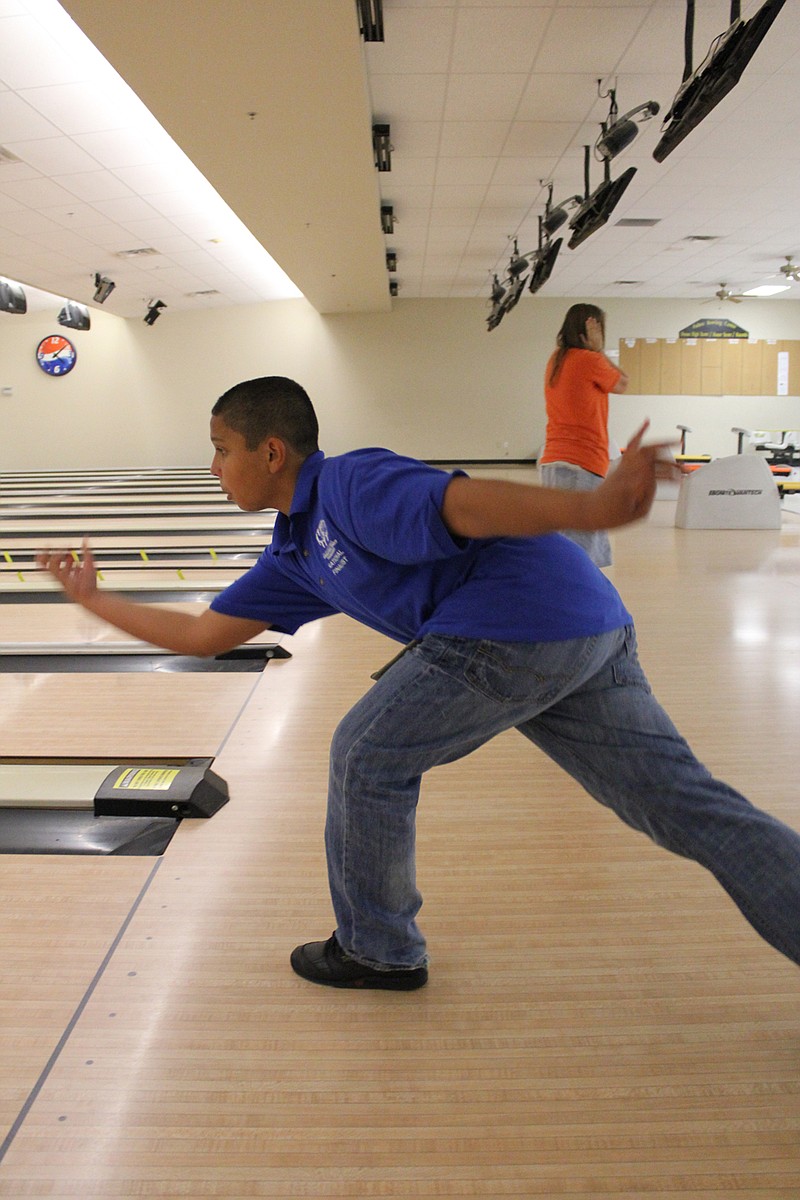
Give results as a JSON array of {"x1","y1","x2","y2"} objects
[{"x1": 36, "y1": 334, "x2": 77, "y2": 376}]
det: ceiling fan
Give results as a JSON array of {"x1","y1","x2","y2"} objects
[
  {"x1": 779, "y1": 255, "x2": 800, "y2": 281},
  {"x1": 706, "y1": 282, "x2": 747, "y2": 303}
]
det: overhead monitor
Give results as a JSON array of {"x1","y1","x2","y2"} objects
[
  {"x1": 528, "y1": 238, "x2": 563, "y2": 295},
  {"x1": 0, "y1": 278, "x2": 27, "y2": 315},
  {"x1": 653, "y1": 0, "x2": 786, "y2": 162},
  {"x1": 567, "y1": 167, "x2": 637, "y2": 250},
  {"x1": 58, "y1": 301, "x2": 91, "y2": 331}
]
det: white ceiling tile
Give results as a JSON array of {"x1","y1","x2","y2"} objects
[
  {"x1": 553, "y1": 0, "x2": 657, "y2": 8},
  {"x1": 92, "y1": 195, "x2": 163, "y2": 224},
  {"x1": 366, "y1": 7, "x2": 456, "y2": 74},
  {"x1": 426, "y1": 227, "x2": 481, "y2": 252},
  {"x1": 367, "y1": 74, "x2": 448, "y2": 122},
  {"x1": 0, "y1": 206, "x2": 62, "y2": 236},
  {"x1": 51, "y1": 169, "x2": 134, "y2": 203},
  {"x1": 390, "y1": 121, "x2": 442, "y2": 156},
  {"x1": 435, "y1": 157, "x2": 497, "y2": 186},
  {"x1": 490, "y1": 157, "x2": 559, "y2": 186},
  {"x1": 452, "y1": 7, "x2": 550, "y2": 72},
  {"x1": 616, "y1": 5, "x2": 692, "y2": 76},
  {"x1": 144, "y1": 190, "x2": 210, "y2": 219},
  {"x1": 80, "y1": 221, "x2": 151, "y2": 251},
  {"x1": 143, "y1": 264, "x2": 207, "y2": 290},
  {"x1": 0, "y1": 14, "x2": 81, "y2": 89},
  {"x1": 410, "y1": 206, "x2": 473, "y2": 228},
  {"x1": 432, "y1": 185, "x2": 492, "y2": 209},
  {"x1": 110, "y1": 162, "x2": 193, "y2": 195},
  {"x1": 438, "y1": 121, "x2": 510, "y2": 156},
  {"x1": 538, "y1": 8, "x2": 654, "y2": 75},
  {"x1": 116, "y1": 222, "x2": 192, "y2": 250},
  {"x1": 0, "y1": 89, "x2": 59, "y2": 139},
  {"x1": 444, "y1": 73, "x2": 529, "y2": 121},
  {"x1": 4, "y1": 135, "x2": 100, "y2": 174},
  {"x1": 0, "y1": 173, "x2": 80, "y2": 207},
  {"x1": 72, "y1": 129, "x2": 168, "y2": 170},
  {"x1": 38, "y1": 201, "x2": 104, "y2": 229},
  {"x1": 503, "y1": 120, "x2": 589, "y2": 157},
  {"x1": 517, "y1": 73, "x2": 607, "y2": 122},
  {"x1": 384, "y1": 200, "x2": 433, "y2": 226},
  {"x1": 0, "y1": 187, "x2": 23, "y2": 215},
  {"x1": 16, "y1": 82, "x2": 119, "y2": 134},
  {"x1": 482, "y1": 183, "x2": 540, "y2": 211},
  {"x1": 384, "y1": 155, "x2": 438, "y2": 186}
]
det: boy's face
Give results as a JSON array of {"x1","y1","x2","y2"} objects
[{"x1": 209, "y1": 415, "x2": 279, "y2": 512}]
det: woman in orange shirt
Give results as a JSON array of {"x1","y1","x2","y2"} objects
[{"x1": 540, "y1": 303, "x2": 629, "y2": 566}]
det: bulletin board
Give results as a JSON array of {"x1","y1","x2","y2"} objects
[{"x1": 618, "y1": 338, "x2": 800, "y2": 397}]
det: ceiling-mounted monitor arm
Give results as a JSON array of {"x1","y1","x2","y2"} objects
[
  {"x1": 597, "y1": 80, "x2": 619, "y2": 123},
  {"x1": 680, "y1": 1, "x2": 741, "y2": 80},
  {"x1": 682, "y1": 0, "x2": 695, "y2": 82}
]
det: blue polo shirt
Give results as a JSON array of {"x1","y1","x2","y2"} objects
[{"x1": 210, "y1": 448, "x2": 631, "y2": 643}]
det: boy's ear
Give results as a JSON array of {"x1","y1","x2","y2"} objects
[{"x1": 263, "y1": 435, "x2": 287, "y2": 470}]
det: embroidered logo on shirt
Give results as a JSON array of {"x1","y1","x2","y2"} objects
[{"x1": 314, "y1": 519, "x2": 348, "y2": 576}]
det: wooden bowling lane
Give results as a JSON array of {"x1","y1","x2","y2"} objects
[
  {"x1": 0, "y1": 603, "x2": 286, "y2": 1157},
  {"x1": 0, "y1": 534, "x2": 266, "y2": 555},
  {"x1": 0, "y1": 566, "x2": 246, "y2": 598},
  {"x1": 3, "y1": 494, "x2": 253, "y2": 518},
  {"x1": 0, "y1": 600, "x2": 281, "y2": 651},
  {"x1": 0, "y1": 480, "x2": 223, "y2": 496},
  {"x1": 0, "y1": 467, "x2": 213, "y2": 485},
  {"x1": 1, "y1": 552, "x2": 256, "y2": 573},
  {"x1": 0, "y1": 854, "x2": 161, "y2": 1148},
  {"x1": 1, "y1": 513, "x2": 275, "y2": 537},
  {"x1": 0, "y1": 670, "x2": 266, "y2": 759}
]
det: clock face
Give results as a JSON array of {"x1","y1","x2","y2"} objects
[{"x1": 36, "y1": 335, "x2": 77, "y2": 376}]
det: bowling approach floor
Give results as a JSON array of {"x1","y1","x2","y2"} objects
[{"x1": 0, "y1": 493, "x2": 799, "y2": 1197}]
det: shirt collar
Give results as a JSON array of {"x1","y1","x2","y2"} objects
[
  {"x1": 289, "y1": 449, "x2": 325, "y2": 517},
  {"x1": 272, "y1": 450, "x2": 325, "y2": 553}
]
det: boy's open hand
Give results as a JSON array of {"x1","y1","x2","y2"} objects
[
  {"x1": 589, "y1": 422, "x2": 680, "y2": 529},
  {"x1": 36, "y1": 539, "x2": 99, "y2": 604}
]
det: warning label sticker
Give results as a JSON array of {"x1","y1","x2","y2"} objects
[{"x1": 113, "y1": 768, "x2": 180, "y2": 792}]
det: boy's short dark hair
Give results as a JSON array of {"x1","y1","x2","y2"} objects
[{"x1": 212, "y1": 376, "x2": 319, "y2": 456}]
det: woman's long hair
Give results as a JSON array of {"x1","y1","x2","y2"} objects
[{"x1": 549, "y1": 304, "x2": 605, "y2": 385}]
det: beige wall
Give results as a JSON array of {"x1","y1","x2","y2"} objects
[{"x1": 1, "y1": 294, "x2": 799, "y2": 470}]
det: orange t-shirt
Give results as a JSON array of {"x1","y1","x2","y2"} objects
[{"x1": 540, "y1": 348, "x2": 621, "y2": 478}]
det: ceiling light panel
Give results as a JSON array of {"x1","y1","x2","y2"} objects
[{"x1": 0, "y1": 0, "x2": 301, "y2": 316}]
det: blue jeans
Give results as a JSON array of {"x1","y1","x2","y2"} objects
[
  {"x1": 539, "y1": 462, "x2": 611, "y2": 567},
  {"x1": 325, "y1": 626, "x2": 800, "y2": 970}
]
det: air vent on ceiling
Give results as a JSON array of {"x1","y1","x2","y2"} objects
[
  {"x1": 684, "y1": 235, "x2": 720, "y2": 242},
  {"x1": 0, "y1": 146, "x2": 22, "y2": 165},
  {"x1": 615, "y1": 218, "x2": 660, "y2": 227},
  {"x1": 187, "y1": 290, "x2": 220, "y2": 297},
  {"x1": 116, "y1": 247, "x2": 159, "y2": 258},
  {"x1": 613, "y1": 280, "x2": 643, "y2": 286}
]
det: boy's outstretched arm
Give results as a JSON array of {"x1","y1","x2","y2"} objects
[
  {"x1": 441, "y1": 422, "x2": 676, "y2": 540},
  {"x1": 36, "y1": 542, "x2": 269, "y2": 656}
]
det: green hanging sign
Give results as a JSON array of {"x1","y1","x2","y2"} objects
[{"x1": 679, "y1": 318, "x2": 749, "y2": 339}]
